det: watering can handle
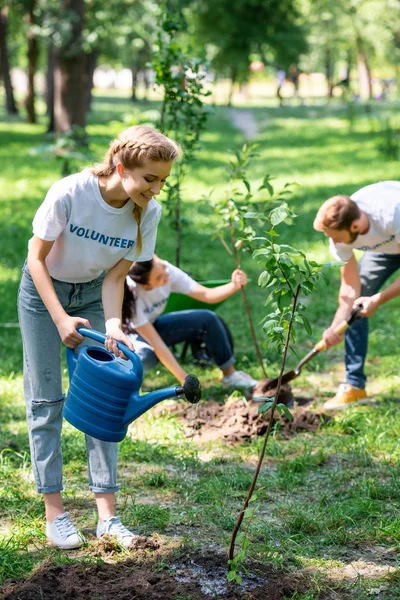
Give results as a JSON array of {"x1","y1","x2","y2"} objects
[{"x1": 76, "y1": 327, "x2": 142, "y2": 374}]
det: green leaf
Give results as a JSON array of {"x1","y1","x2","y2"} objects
[
  {"x1": 244, "y1": 211, "x2": 261, "y2": 219},
  {"x1": 263, "y1": 319, "x2": 279, "y2": 331},
  {"x1": 258, "y1": 271, "x2": 271, "y2": 287},
  {"x1": 277, "y1": 403, "x2": 294, "y2": 421},
  {"x1": 270, "y1": 206, "x2": 290, "y2": 226},
  {"x1": 258, "y1": 400, "x2": 274, "y2": 414},
  {"x1": 301, "y1": 281, "x2": 316, "y2": 295},
  {"x1": 253, "y1": 247, "x2": 273, "y2": 259},
  {"x1": 278, "y1": 244, "x2": 305, "y2": 257},
  {"x1": 294, "y1": 314, "x2": 312, "y2": 335}
]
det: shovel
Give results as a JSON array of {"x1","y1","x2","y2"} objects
[{"x1": 258, "y1": 304, "x2": 363, "y2": 393}]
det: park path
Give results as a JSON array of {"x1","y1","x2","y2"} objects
[{"x1": 229, "y1": 108, "x2": 259, "y2": 139}]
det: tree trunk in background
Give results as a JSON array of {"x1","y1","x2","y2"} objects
[
  {"x1": 0, "y1": 8, "x2": 19, "y2": 115},
  {"x1": 355, "y1": 33, "x2": 372, "y2": 99},
  {"x1": 356, "y1": 51, "x2": 372, "y2": 99},
  {"x1": 143, "y1": 70, "x2": 150, "y2": 101},
  {"x1": 394, "y1": 30, "x2": 400, "y2": 90},
  {"x1": 84, "y1": 50, "x2": 97, "y2": 113},
  {"x1": 131, "y1": 66, "x2": 138, "y2": 101},
  {"x1": 46, "y1": 41, "x2": 55, "y2": 132},
  {"x1": 54, "y1": 0, "x2": 86, "y2": 133},
  {"x1": 325, "y1": 47, "x2": 334, "y2": 98},
  {"x1": 227, "y1": 66, "x2": 237, "y2": 106},
  {"x1": 25, "y1": 0, "x2": 38, "y2": 123}
]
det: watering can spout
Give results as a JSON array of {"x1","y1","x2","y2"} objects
[{"x1": 123, "y1": 375, "x2": 202, "y2": 427}]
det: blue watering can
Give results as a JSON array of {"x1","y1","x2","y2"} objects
[{"x1": 63, "y1": 327, "x2": 202, "y2": 443}]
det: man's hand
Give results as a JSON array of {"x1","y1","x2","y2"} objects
[
  {"x1": 322, "y1": 326, "x2": 344, "y2": 349},
  {"x1": 353, "y1": 295, "x2": 380, "y2": 318}
]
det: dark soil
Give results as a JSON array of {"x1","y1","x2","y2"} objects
[
  {"x1": 1, "y1": 548, "x2": 329, "y2": 600},
  {"x1": 158, "y1": 382, "x2": 329, "y2": 443}
]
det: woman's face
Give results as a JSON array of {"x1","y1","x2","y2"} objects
[
  {"x1": 120, "y1": 159, "x2": 173, "y2": 208},
  {"x1": 143, "y1": 257, "x2": 169, "y2": 290}
]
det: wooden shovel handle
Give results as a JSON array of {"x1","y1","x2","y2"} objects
[{"x1": 314, "y1": 304, "x2": 363, "y2": 353}]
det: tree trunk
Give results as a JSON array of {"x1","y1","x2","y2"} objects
[
  {"x1": 84, "y1": 50, "x2": 97, "y2": 113},
  {"x1": 325, "y1": 47, "x2": 334, "y2": 98},
  {"x1": 227, "y1": 66, "x2": 237, "y2": 106},
  {"x1": 143, "y1": 69, "x2": 150, "y2": 101},
  {"x1": 0, "y1": 8, "x2": 18, "y2": 115},
  {"x1": 354, "y1": 32, "x2": 372, "y2": 99},
  {"x1": 54, "y1": 0, "x2": 86, "y2": 134},
  {"x1": 356, "y1": 51, "x2": 372, "y2": 99},
  {"x1": 131, "y1": 66, "x2": 138, "y2": 102},
  {"x1": 46, "y1": 41, "x2": 55, "y2": 132},
  {"x1": 25, "y1": 0, "x2": 38, "y2": 123}
]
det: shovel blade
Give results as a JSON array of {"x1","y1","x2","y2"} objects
[{"x1": 255, "y1": 370, "x2": 298, "y2": 395}]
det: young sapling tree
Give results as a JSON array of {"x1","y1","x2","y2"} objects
[{"x1": 226, "y1": 165, "x2": 339, "y2": 581}]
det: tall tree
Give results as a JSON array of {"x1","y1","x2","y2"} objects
[
  {"x1": 25, "y1": 0, "x2": 39, "y2": 123},
  {"x1": 54, "y1": 0, "x2": 86, "y2": 133},
  {"x1": 189, "y1": 0, "x2": 307, "y2": 102},
  {"x1": 0, "y1": 7, "x2": 19, "y2": 115}
]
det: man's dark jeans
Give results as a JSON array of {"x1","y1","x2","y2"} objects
[{"x1": 346, "y1": 252, "x2": 400, "y2": 389}]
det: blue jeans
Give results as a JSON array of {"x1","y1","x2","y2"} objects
[
  {"x1": 346, "y1": 252, "x2": 400, "y2": 389},
  {"x1": 17, "y1": 263, "x2": 119, "y2": 495},
  {"x1": 132, "y1": 309, "x2": 235, "y2": 372}
]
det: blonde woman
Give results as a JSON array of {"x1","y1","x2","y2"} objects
[{"x1": 18, "y1": 126, "x2": 180, "y2": 549}]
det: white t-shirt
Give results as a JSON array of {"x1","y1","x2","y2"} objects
[
  {"x1": 127, "y1": 261, "x2": 197, "y2": 327},
  {"x1": 30, "y1": 170, "x2": 161, "y2": 283},
  {"x1": 329, "y1": 181, "x2": 400, "y2": 261}
]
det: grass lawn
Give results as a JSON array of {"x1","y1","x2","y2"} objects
[{"x1": 0, "y1": 93, "x2": 399, "y2": 599}]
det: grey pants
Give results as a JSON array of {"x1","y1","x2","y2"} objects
[{"x1": 17, "y1": 264, "x2": 119, "y2": 494}]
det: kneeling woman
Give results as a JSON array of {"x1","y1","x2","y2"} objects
[{"x1": 122, "y1": 256, "x2": 257, "y2": 390}]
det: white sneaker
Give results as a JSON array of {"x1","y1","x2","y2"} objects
[
  {"x1": 46, "y1": 512, "x2": 85, "y2": 549},
  {"x1": 237, "y1": 371, "x2": 258, "y2": 385},
  {"x1": 97, "y1": 516, "x2": 136, "y2": 548},
  {"x1": 222, "y1": 370, "x2": 258, "y2": 390}
]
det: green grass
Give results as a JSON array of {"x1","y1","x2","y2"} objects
[{"x1": 0, "y1": 93, "x2": 399, "y2": 598}]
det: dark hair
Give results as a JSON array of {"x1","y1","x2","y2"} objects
[{"x1": 122, "y1": 259, "x2": 154, "y2": 334}]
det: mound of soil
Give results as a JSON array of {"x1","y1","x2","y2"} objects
[
  {"x1": 1, "y1": 549, "x2": 318, "y2": 600},
  {"x1": 158, "y1": 384, "x2": 329, "y2": 443}
]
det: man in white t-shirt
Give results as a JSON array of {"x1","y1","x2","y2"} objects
[{"x1": 313, "y1": 180, "x2": 400, "y2": 409}]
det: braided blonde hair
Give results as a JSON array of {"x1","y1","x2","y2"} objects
[{"x1": 91, "y1": 126, "x2": 181, "y2": 254}]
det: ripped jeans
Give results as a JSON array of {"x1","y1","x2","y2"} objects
[{"x1": 17, "y1": 263, "x2": 119, "y2": 495}]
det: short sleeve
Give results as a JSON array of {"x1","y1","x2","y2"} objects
[
  {"x1": 168, "y1": 264, "x2": 197, "y2": 294},
  {"x1": 133, "y1": 297, "x2": 149, "y2": 328},
  {"x1": 393, "y1": 206, "x2": 400, "y2": 244},
  {"x1": 32, "y1": 181, "x2": 70, "y2": 241},
  {"x1": 329, "y1": 238, "x2": 353, "y2": 262},
  {"x1": 124, "y1": 200, "x2": 162, "y2": 262}
]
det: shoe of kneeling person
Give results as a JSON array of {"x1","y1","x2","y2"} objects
[
  {"x1": 222, "y1": 370, "x2": 258, "y2": 390},
  {"x1": 237, "y1": 371, "x2": 258, "y2": 387},
  {"x1": 323, "y1": 383, "x2": 368, "y2": 411},
  {"x1": 97, "y1": 516, "x2": 136, "y2": 548},
  {"x1": 46, "y1": 512, "x2": 85, "y2": 549}
]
